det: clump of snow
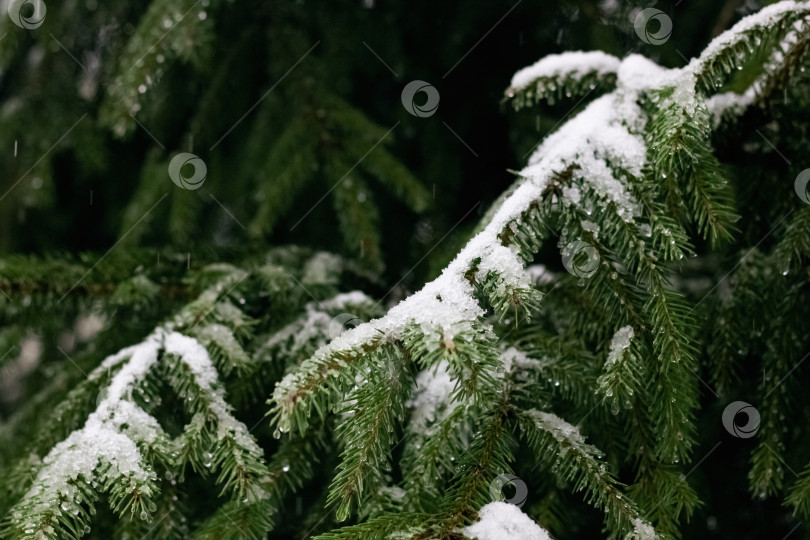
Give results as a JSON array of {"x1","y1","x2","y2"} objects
[
  {"x1": 525, "y1": 264, "x2": 555, "y2": 286},
  {"x1": 262, "y1": 291, "x2": 375, "y2": 352},
  {"x1": 263, "y1": 307, "x2": 333, "y2": 351},
  {"x1": 522, "y1": 92, "x2": 644, "y2": 222},
  {"x1": 19, "y1": 418, "x2": 158, "y2": 530},
  {"x1": 474, "y1": 244, "x2": 532, "y2": 296},
  {"x1": 561, "y1": 185, "x2": 581, "y2": 206},
  {"x1": 615, "y1": 54, "x2": 672, "y2": 92},
  {"x1": 509, "y1": 50, "x2": 620, "y2": 91},
  {"x1": 461, "y1": 502, "x2": 552, "y2": 540},
  {"x1": 662, "y1": 69, "x2": 700, "y2": 115},
  {"x1": 525, "y1": 91, "x2": 644, "y2": 172},
  {"x1": 319, "y1": 291, "x2": 373, "y2": 310},
  {"x1": 705, "y1": 90, "x2": 755, "y2": 126},
  {"x1": 101, "y1": 337, "x2": 161, "y2": 404},
  {"x1": 499, "y1": 347, "x2": 541, "y2": 376},
  {"x1": 580, "y1": 219, "x2": 600, "y2": 238},
  {"x1": 630, "y1": 517, "x2": 658, "y2": 540},
  {"x1": 605, "y1": 325, "x2": 634, "y2": 367},
  {"x1": 301, "y1": 251, "x2": 344, "y2": 284}
]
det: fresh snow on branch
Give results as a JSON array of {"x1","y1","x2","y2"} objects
[
  {"x1": 164, "y1": 332, "x2": 262, "y2": 453},
  {"x1": 705, "y1": 16, "x2": 807, "y2": 123},
  {"x1": 605, "y1": 325, "x2": 634, "y2": 368},
  {"x1": 692, "y1": 0, "x2": 809, "y2": 69},
  {"x1": 508, "y1": 50, "x2": 620, "y2": 91},
  {"x1": 498, "y1": 347, "x2": 541, "y2": 376},
  {"x1": 461, "y1": 501, "x2": 552, "y2": 540},
  {"x1": 273, "y1": 52, "x2": 664, "y2": 423},
  {"x1": 630, "y1": 518, "x2": 659, "y2": 540},
  {"x1": 262, "y1": 291, "x2": 376, "y2": 351},
  {"x1": 266, "y1": 5, "x2": 810, "y2": 536},
  {"x1": 13, "y1": 336, "x2": 163, "y2": 533},
  {"x1": 11, "y1": 328, "x2": 266, "y2": 536},
  {"x1": 527, "y1": 408, "x2": 590, "y2": 450}
]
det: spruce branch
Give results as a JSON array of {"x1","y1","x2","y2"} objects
[
  {"x1": 691, "y1": 1, "x2": 810, "y2": 96},
  {"x1": 645, "y1": 85, "x2": 739, "y2": 245},
  {"x1": 5, "y1": 3, "x2": 810, "y2": 537},
  {"x1": 505, "y1": 51, "x2": 621, "y2": 111},
  {"x1": 787, "y1": 463, "x2": 810, "y2": 518},
  {"x1": 435, "y1": 385, "x2": 516, "y2": 535},
  {"x1": 516, "y1": 409, "x2": 651, "y2": 538},
  {"x1": 327, "y1": 348, "x2": 413, "y2": 521},
  {"x1": 401, "y1": 403, "x2": 471, "y2": 512},
  {"x1": 312, "y1": 513, "x2": 429, "y2": 540},
  {"x1": 755, "y1": 27, "x2": 810, "y2": 109},
  {"x1": 100, "y1": 0, "x2": 220, "y2": 136}
]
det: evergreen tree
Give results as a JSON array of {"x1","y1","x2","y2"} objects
[{"x1": 1, "y1": 1, "x2": 810, "y2": 539}]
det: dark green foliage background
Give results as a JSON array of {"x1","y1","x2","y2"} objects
[
  {"x1": 0, "y1": 0, "x2": 744, "y2": 278},
  {"x1": 1, "y1": 1, "x2": 809, "y2": 539}
]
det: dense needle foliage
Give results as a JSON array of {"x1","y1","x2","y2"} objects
[{"x1": 1, "y1": 1, "x2": 809, "y2": 539}]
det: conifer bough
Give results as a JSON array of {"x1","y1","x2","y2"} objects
[{"x1": 2, "y1": 1, "x2": 810, "y2": 539}]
